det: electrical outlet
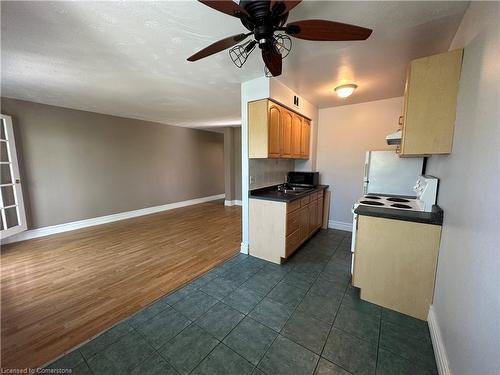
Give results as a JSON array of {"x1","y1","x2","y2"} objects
[{"x1": 249, "y1": 175, "x2": 255, "y2": 184}]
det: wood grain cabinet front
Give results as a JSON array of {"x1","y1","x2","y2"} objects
[
  {"x1": 286, "y1": 208, "x2": 301, "y2": 236},
  {"x1": 281, "y1": 109, "x2": 293, "y2": 158},
  {"x1": 249, "y1": 99, "x2": 311, "y2": 160},
  {"x1": 249, "y1": 189, "x2": 326, "y2": 264},
  {"x1": 267, "y1": 103, "x2": 282, "y2": 158}
]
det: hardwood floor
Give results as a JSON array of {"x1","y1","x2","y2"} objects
[{"x1": 0, "y1": 201, "x2": 241, "y2": 369}]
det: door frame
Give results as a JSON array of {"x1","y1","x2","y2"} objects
[{"x1": 0, "y1": 114, "x2": 27, "y2": 239}]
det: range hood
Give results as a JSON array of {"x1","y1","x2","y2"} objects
[{"x1": 386, "y1": 130, "x2": 402, "y2": 145}]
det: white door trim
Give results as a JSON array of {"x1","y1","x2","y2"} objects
[
  {"x1": 0, "y1": 114, "x2": 27, "y2": 239},
  {"x1": 0, "y1": 193, "x2": 225, "y2": 245}
]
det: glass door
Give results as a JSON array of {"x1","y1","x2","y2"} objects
[{"x1": 0, "y1": 114, "x2": 27, "y2": 239}]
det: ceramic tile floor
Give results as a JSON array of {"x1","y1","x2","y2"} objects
[{"x1": 46, "y1": 229, "x2": 438, "y2": 375}]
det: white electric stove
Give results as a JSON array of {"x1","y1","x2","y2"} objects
[
  {"x1": 356, "y1": 194, "x2": 424, "y2": 211},
  {"x1": 350, "y1": 175, "x2": 439, "y2": 273}
]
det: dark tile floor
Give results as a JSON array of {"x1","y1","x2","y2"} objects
[{"x1": 46, "y1": 229, "x2": 438, "y2": 375}]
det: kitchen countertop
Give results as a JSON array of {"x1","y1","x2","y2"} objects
[
  {"x1": 250, "y1": 184, "x2": 329, "y2": 203},
  {"x1": 355, "y1": 204, "x2": 444, "y2": 226}
]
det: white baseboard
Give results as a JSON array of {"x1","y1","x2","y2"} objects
[
  {"x1": 1, "y1": 193, "x2": 225, "y2": 245},
  {"x1": 328, "y1": 220, "x2": 353, "y2": 232},
  {"x1": 240, "y1": 242, "x2": 249, "y2": 254},
  {"x1": 224, "y1": 200, "x2": 242, "y2": 206},
  {"x1": 428, "y1": 305, "x2": 451, "y2": 375}
]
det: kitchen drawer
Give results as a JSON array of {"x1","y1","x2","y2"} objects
[
  {"x1": 300, "y1": 195, "x2": 310, "y2": 207},
  {"x1": 285, "y1": 228, "x2": 301, "y2": 257},
  {"x1": 287, "y1": 199, "x2": 301, "y2": 213},
  {"x1": 316, "y1": 190, "x2": 323, "y2": 201},
  {"x1": 286, "y1": 209, "x2": 301, "y2": 236},
  {"x1": 310, "y1": 192, "x2": 320, "y2": 201}
]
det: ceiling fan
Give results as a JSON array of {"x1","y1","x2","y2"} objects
[{"x1": 187, "y1": 0, "x2": 373, "y2": 77}]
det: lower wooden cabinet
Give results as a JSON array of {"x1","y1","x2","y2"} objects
[
  {"x1": 352, "y1": 215, "x2": 441, "y2": 320},
  {"x1": 249, "y1": 190, "x2": 325, "y2": 264}
]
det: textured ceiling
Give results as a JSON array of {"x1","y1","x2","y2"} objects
[{"x1": 1, "y1": 1, "x2": 468, "y2": 127}]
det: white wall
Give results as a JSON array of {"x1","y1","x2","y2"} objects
[
  {"x1": 317, "y1": 97, "x2": 403, "y2": 229},
  {"x1": 426, "y1": 3, "x2": 500, "y2": 375}
]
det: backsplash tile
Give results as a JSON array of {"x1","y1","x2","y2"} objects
[{"x1": 249, "y1": 159, "x2": 294, "y2": 190}]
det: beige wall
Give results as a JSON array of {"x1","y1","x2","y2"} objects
[
  {"x1": 1, "y1": 98, "x2": 225, "y2": 229},
  {"x1": 316, "y1": 97, "x2": 403, "y2": 227},
  {"x1": 223, "y1": 127, "x2": 241, "y2": 201},
  {"x1": 426, "y1": 3, "x2": 500, "y2": 374}
]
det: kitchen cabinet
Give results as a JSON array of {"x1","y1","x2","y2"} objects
[
  {"x1": 291, "y1": 113, "x2": 302, "y2": 158},
  {"x1": 249, "y1": 189, "x2": 324, "y2": 264},
  {"x1": 352, "y1": 215, "x2": 441, "y2": 320},
  {"x1": 300, "y1": 118, "x2": 310, "y2": 158},
  {"x1": 249, "y1": 99, "x2": 311, "y2": 160},
  {"x1": 268, "y1": 103, "x2": 282, "y2": 157},
  {"x1": 281, "y1": 109, "x2": 293, "y2": 158},
  {"x1": 397, "y1": 49, "x2": 463, "y2": 156}
]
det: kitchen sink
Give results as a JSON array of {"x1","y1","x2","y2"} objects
[
  {"x1": 289, "y1": 186, "x2": 311, "y2": 192},
  {"x1": 275, "y1": 185, "x2": 314, "y2": 195}
]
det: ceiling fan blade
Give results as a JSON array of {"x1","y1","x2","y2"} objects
[
  {"x1": 270, "y1": 1, "x2": 302, "y2": 16},
  {"x1": 286, "y1": 19, "x2": 372, "y2": 41},
  {"x1": 262, "y1": 46, "x2": 282, "y2": 77},
  {"x1": 198, "y1": 0, "x2": 248, "y2": 18},
  {"x1": 187, "y1": 33, "x2": 249, "y2": 62}
]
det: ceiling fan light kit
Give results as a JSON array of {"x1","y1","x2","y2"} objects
[
  {"x1": 335, "y1": 83, "x2": 358, "y2": 98},
  {"x1": 187, "y1": 1, "x2": 373, "y2": 77}
]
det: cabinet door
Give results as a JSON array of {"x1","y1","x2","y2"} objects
[
  {"x1": 316, "y1": 196, "x2": 323, "y2": 229},
  {"x1": 268, "y1": 104, "x2": 282, "y2": 158},
  {"x1": 291, "y1": 114, "x2": 302, "y2": 158},
  {"x1": 400, "y1": 49, "x2": 463, "y2": 156},
  {"x1": 353, "y1": 215, "x2": 441, "y2": 320},
  {"x1": 308, "y1": 200, "x2": 317, "y2": 235},
  {"x1": 299, "y1": 206, "x2": 309, "y2": 242},
  {"x1": 300, "y1": 119, "x2": 310, "y2": 159},
  {"x1": 281, "y1": 109, "x2": 293, "y2": 158}
]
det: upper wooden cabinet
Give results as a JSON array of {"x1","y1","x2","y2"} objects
[
  {"x1": 281, "y1": 108, "x2": 293, "y2": 158},
  {"x1": 249, "y1": 99, "x2": 311, "y2": 159},
  {"x1": 268, "y1": 103, "x2": 282, "y2": 157},
  {"x1": 398, "y1": 49, "x2": 463, "y2": 156},
  {"x1": 301, "y1": 118, "x2": 310, "y2": 158},
  {"x1": 291, "y1": 113, "x2": 302, "y2": 158}
]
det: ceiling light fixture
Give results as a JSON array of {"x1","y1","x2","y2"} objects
[{"x1": 335, "y1": 84, "x2": 358, "y2": 98}]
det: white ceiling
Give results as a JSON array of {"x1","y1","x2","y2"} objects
[{"x1": 1, "y1": 1, "x2": 468, "y2": 127}]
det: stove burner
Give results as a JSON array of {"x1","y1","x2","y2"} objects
[
  {"x1": 387, "y1": 197, "x2": 410, "y2": 203},
  {"x1": 391, "y1": 203, "x2": 412, "y2": 209},
  {"x1": 364, "y1": 195, "x2": 382, "y2": 199},
  {"x1": 360, "y1": 200, "x2": 385, "y2": 206}
]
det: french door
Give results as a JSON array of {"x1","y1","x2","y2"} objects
[{"x1": 0, "y1": 114, "x2": 27, "y2": 239}]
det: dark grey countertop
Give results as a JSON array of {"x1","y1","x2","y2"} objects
[
  {"x1": 249, "y1": 184, "x2": 329, "y2": 203},
  {"x1": 355, "y1": 204, "x2": 444, "y2": 226}
]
